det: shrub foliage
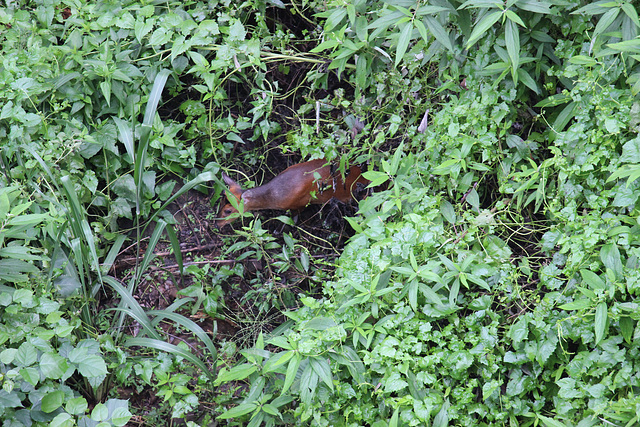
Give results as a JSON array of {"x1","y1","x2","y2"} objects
[{"x1": 1, "y1": 0, "x2": 640, "y2": 425}]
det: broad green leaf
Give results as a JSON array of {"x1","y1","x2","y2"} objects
[
  {"x1": 355, "y1": 54, "x2": 368, "y2": 92},
  {"x1": 600, "y1": 243, "x2": 623, "y2": 278},
  {"x1": 531, "y1": 30, "x2": 555, "y2": 43},
  {"x1": 594, "y1": 302, "x2": 607, "y2": 345},
  {"x1": 572, "y1": 1, "x2": 612, "y2": 16},
  {"x1": 569, "y1": 55, "x2": 597, "y2": 66},
  {"x1": 282, "y1": 354, "x2": 301, "y2": 395},
  {"x1": 91, "y1": 403, "x2": 109, "y2": 422},
  {"x1": 111, "y1": 407, "x2": 133, "y2": 426},
  {"x1": 580, "y1": 269, "x2": 605, "y2": 290},
  {"x1": 424, "y1": 16, "x2": 453, "y2": 51},
  {"x1": 19, "y1": 367, "x2": 39, "y2": 386},
  {"x1": 415, "y1": 5, "x2": 449, "y2": 14},
  {"x1": 559, "y1": 299, "x2": 591, "y2": 311},
  {"x1": 40, "y1": 353, "x2": 68, "y2": 379},
  {"x1": 263, "y1": 350, "x2": 294, "y2": 373},
  {"x1": 367, "y1": 10, "x2": 405, "y2": 33},
  {"x1": 440, "y1": 200, "x2": 456, "y2": 224},
  {"x1": 0, "y1": 191, "x2": 9, "y2": 219},
  {"x1": 517, "y1": 68, "x2": 540, "y2": 94},
  {"x1": 267, "y1": 336, "x2": 292, "y2": 350},
  {"x1": 214, "y1": 363, "x2": 257, "y2": 384},
  {"x1": 75, "y1": 354, "x2": 108, "y2": 378},
  {"x1": 395, "y1": 22, "x2": 413, "y2": 67},
  {"x1": 631, "y1": 72, "x2": 640, "y2": 95},
  {"x1": 228, "y1": 19, "x2": 246, "y2": 41},
  {"x1": 459, "y1": 0, "x2": 502, "y2": 8},
  {"x1": 593, "y1": 7, "x2": 620, "y2": 38},
  {"x1": 509, "y1": 317, "x2": 528, "y2": 345},
  {"x1": 0, "y1": 389, "x2": 22, "y2": 408},
  {"x1": 299, "y1": 363, "x2": 318, "y2": 405},
  {"x1": 607, "y1": 38, "x2": 640, "y2": 53},
  {"x1": 50, "y1": 413, "x2": 73, "y2": 427},
  {"x1": 6, "y1": 213, "x2": 48, "y2": 226},
  {"x1": 0, "y1": 259, "x2": 39, "y2": 282},
  {"x1": 466, "y1": 11, "x2": 502, "y2": 49},
  {"x1": 324, "y1": 8, "x2": 347, "y2": 32},
  {"x1": 134, "y1": 18, "x2": 153, "y2": 43},
  {"x1": 304, "y1": 317, "x2": 337, "y2": 330},
  {"x1": 217, "y1": 403, "x2": 258, "y2": 419},
  {"x1": 577, "y1": 286, "x2": 597, "y2": 300},
  {"x1": 505, "y1": 20, "x2": 520, "y2": 76},
  {"x1": 100, "y1": 80, "x2": 111, "y2": 107},
  {"x1": 310, "y1": 356, "x2": 333, "y2": 390},
  {"x1": 505, "y1": 9, "x2": 526, "y2": 27},
  {"x1": 65, "y1": 397, "x2": 88, "y2": 416},
  {"x1": 516, "y1": 0, "x2": 551, "y2": 14},
  {"x1": 552, "y1": 101, "x2": 576, "y2": 133},
  {"x1": 620, "y1": 137, "x2": 640, "y2": 163},
  {"x1": 415, "y1": 19, "x2": 429, "y2": 46},
  {"x1": 262, "y1": 403, "x2": 281, "y2": 417},
  {"x1": 534, "y1": 93, "x2": 571, "y2": 108},
  {"x1": 15, "y1": 342, "x2": 37, "y2": 367},
  {"x1": 433, "y1": 399, "x2": 450, "y2": 427},
  {"x1": 347, "y1": 3, "x2": 356, "y2": 26},
  {"x1": 149, "y1": 27, "x2": 171, "y2": 46},
  {"x1": 621, "y1": 2, "x2": 640, "y2": 29},
  {"x1": 467, "y1": 187, "x2": 480, "y2": 211},
  {"x1": 42, "y1": 390, "x2": 65, "y2": 413},
  {"x1": 362, "y1": 170, "x2": 389, "y2": 187},
  {"x1": 390, "y1": 408, "x2": 399, "y2": 427},
  {"x1": 538, "y1": 415, "x2": 569, "y2": 427},
  {"x1": 619, "y1": 316, "x2": 634, "y2": 344}
]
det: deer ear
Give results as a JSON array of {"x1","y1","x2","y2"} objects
[
  {"x1": 222, "y1": 172, "x2": 236, "y2": 187},
  {"x1": 221, "y1": 172, "x2": 244, "y2": 198}
]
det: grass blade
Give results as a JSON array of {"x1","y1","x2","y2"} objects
[{"x1": 125, "y1": 337, "x2": 216, "y2": 380}]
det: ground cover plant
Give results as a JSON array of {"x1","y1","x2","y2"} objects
[{"x1": 1, "y1": 0, "x2": 640, "y2": 425}]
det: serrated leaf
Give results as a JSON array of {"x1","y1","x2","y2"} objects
[
  {"x1": 509, "y1": 317, "x2": 528, "y2": 345},
  {"x1": 594, "y1": 7, "x2": 620, "y2": 38}
]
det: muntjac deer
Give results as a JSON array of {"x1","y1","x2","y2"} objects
[{"x1": 216, "y1": 159, "x2": 369, "y2": 227}]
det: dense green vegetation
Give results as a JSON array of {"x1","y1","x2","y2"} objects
[{"x1": 1, "y1": 0, "x2": 640, "y2": 425}]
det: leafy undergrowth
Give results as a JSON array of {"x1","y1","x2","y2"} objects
[
  {"x1": 2, "y1": 0, "x2": 640, "y2": 425},
  {"x1": 213, "y1": 76, "x2": 640, "y2": 425}
]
